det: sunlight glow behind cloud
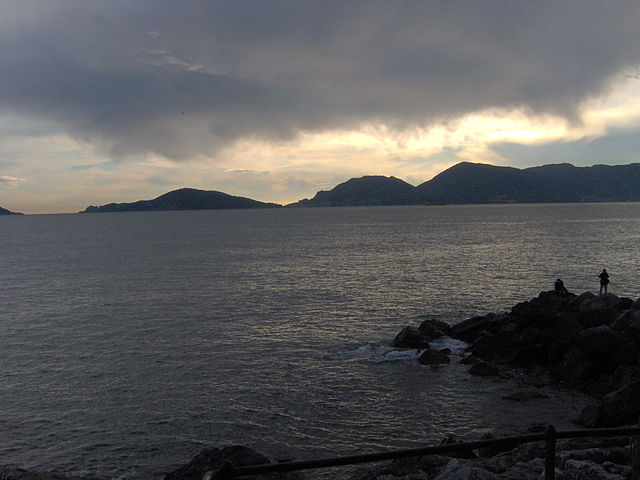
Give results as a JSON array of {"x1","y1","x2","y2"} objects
[{"x1": 2, "y1": 2, "x2": 640, "y2": 213}]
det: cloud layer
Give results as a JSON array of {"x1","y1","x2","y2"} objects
[{"x1": 3, "y1": 1, "x2": 640, "y2": 162}]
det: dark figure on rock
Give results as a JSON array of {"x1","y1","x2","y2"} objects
[
  {"x1": 554, "y1": 278, "x2": 568, "y2": 295},
  {"x1": 599, "y1": 268, "x2": 610, "y2": 295}
]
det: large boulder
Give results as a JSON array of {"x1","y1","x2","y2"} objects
[
  {"x1": 469, "y1": 332, "x2": 516, "y2": 361},
  {"x1": 574, "y1": 325, "x2": 624, "y2": 357},
  {"x1": 554, "y1": 347, "x2": 599, "y2": 382},
  {"x1": 613, "y1": 365, "x2": 640, "y2": 389},
  {"x1": 391, "y1": 326, "x2": 428, "y2": 349},
  {"x1": 419, "y1": 318, "x2": 452, "y2": 339},
  {"x1": 569, "y1": 291, "x2": 597, "y2": 310},
  {"x1": 611, "y1": 309, "x2": 640, "y2": 332},
  {"x1": 165, "y1": 445, "x2": 305, "y2": 480},
  {"x1": 578, "y1": 309, "x2": 618, "y2": 328},
  {"x1": 598, "y1": 380, "x2": 640, "y2": 427},
  {"x1": 579, "y1": 294, "x2": 623, "y2": 313},
  {"x1": 511, "y1": 290, "x2": 573, "y2": 317},
  {"x1": 418, "y1": 348, "x2": 451, "y2": 365},
  {"x1": 432, "y1": 459, "x2": 497, "y2": 479},
  {"x1": 577, "y1": 381, "x2": 640, "y2": 428},
  {"x1": 451, "y1": 314, "x2": 497, "y2": 343},
  {"x1": 605, "y1": 339, "x2": 640, "y2": 372}
]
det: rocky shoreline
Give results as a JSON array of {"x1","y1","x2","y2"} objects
[
  {"x1": 4, "y1": 290, "x2": 640, "y2": 479},
  {"x1": 414, "y1": 289, "x2": 640, "y2": 429}
]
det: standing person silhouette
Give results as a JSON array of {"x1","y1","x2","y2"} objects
[{"x1": 599, "y1": 268, "x2": 610, "y2": 295}]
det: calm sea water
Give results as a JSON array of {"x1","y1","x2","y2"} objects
[{"x1": 1, "y1": 203, "x2": 640, "y2": 479}]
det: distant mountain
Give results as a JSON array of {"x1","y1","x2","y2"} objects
[
  {"x1": 288, "y1": 162, "x2": 640, "y2": 207},
  {"x1": 82, "y1": 188, "x2": 283, "y2": 212},
  {"x1": 287, "y1": 175, "x2": 417, "y2": 207},
  {"x1": 416, "y1": 162, "x2": 640, "y2": 204},
  {"x1": 0, "y1": 206, "x2": 21, "y2": 215}
]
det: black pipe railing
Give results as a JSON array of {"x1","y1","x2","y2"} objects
[{"x1": 204, "y1": 425, "x2": 640, "y2": 479}]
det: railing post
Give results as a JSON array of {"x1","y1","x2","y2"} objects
[
  {"x1": 544, "y1": 425, "x2": 556, "y2": 480},
  {"x1": 632, "y1": 434, "x2": 640, "y2": 480}
]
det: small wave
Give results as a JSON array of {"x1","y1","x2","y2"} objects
[
  {"x1": 429, "y1": 336, "x2": 469, "y2": 355},
  {"x1": 333, "y1": 336, "x2": 468, "y2": 363},
  {"x1": 332, "y1": 342, "x2": 422, "y2": 363}
]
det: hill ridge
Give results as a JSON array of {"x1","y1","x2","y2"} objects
[{"x1": 82, "y1": 187, "x2": 282, "y2": 212}]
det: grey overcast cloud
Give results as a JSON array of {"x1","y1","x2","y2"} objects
[{"x1": 2, "y1": 1, "x2": 640, "y2": 212}]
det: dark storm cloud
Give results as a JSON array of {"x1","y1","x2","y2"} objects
[{"x1": 2, "y1": 0, "x2": 640, "y2": 160}]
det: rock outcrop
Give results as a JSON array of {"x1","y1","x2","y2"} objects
[
  {"x1": 392, "y1": 290, "x2": 640, "y2": 428},
  {"x1": 348, "y1": 435, "x2": 637, "y2": 480},
  {"x1": 164, "y1": 445, "x2": 305, "y2": 480}
]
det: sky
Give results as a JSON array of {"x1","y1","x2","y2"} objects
[{"x1": 2, "y1": 1, "x2": 640, "y2": 213}]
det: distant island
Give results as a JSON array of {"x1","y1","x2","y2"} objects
[
  {"x1": 82, "y1": 188, "x2": 283, "y2": 213},
  {"x1": 288, "y1": 162, "x2": 640, "y2": 207},
  {"x1": 80, "y1": 162, "x2": 640, "y2": 213},
  {"x1": 0, "y1": 206, "x2": 22, "y2": 215}
]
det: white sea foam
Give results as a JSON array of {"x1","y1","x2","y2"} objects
[
  {"x1": 335, "y1": 336, "x2": 469, "y2": 363},
  {"x1": 333, "y1": 341, "x2": 422, "y2": 363},
  {"x1": 430, "y1": 336, "x2": 469, "y2": 355}
]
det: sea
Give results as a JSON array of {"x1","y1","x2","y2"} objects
[{"x1": 1, "y1": 203, "x2": 640, "y2": 479}]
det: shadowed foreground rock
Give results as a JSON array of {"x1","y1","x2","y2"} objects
[
  {"x1": 0, "y1": 468, "x2": 98, "y2": 480},
  {"x1": 164, "y1": 445, "x2": 306, "y2": 480},
  {"x1": 348, "y1": 436, "x2": 637, "y2": 480}
]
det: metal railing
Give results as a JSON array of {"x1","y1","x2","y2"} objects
[{"x1": 204, "y1": 425, "x2": 640, "y2": 480}]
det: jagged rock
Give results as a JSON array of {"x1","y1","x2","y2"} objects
[
  {"x1": 348, "y1": 455, "x2": 450, "y2": 480},
  {"x1": 511, "y1": 290, "x2": 572, "y2": 317},
  {"x1": 579, "y1": 294, "x2": 623, "y2": 313},
  {"x1": 558, "y1": 459, "x2": 628, "y2": 479},
  {"x1": 575, "y1": 404, "x2": 603, "y2": 428},
  {"x1": 613, "y1": 365, "x2": 640, "y2": 389},
  {"x1": 612, "y1": 309, "x2": 640, "y2": 332},
  {"x1": 469, "y1": 333, "x2": 513, "y2": 360},
  {"x1": 580, "y1": 309, "x2": 618, "y2": 328},
  {"x1": 391, "y1": 326, "x2": 428, "y2": 349},
  {"x1": 606, "y1": 339, "x2": 640, "y2": 372},
  {"x1": 476, "y1": 432, "x2": 520, "y2": 458},
  {"x1": 559, "y1": 447, "x2": 630, "y2": 468},
  {"x1": 450, "y1": 314, "x2": 496, "y2": 343},
  {"x1": 432, "y1": 459, "x2": 497, "y2": 479},
  {"x1": 598, "y1": 380, "x2": 640, "y2": 427},
  {"x1": 468, "y1": 362, "x2": 499, "y2": 377},
  {"x1": 439, "y1": 435, "x2": 477, "y2": 459},
  {"x1": 164, "y1": 445, "x2": 305, "y2": 480},
  {"x1": 570, "y1": 291, "x2": 597, "y2": 310},
  {"x1": 555, "y1": 347, "x2": 600, "y2": 381},
  {"x1": 506, "y1": 343, "x2": 548, "y2": 368},
  {"x1": 575, "y1": 325, "x2": 624, "y2": 357},
  {"x1": 621, "y1": 297, "x2": 635, "y2": 310},
  {"x1": 576, "y1": 380, "x2": 640, "y2": 428},
  {"x1": 631, "y1": 436, "x2": 640, "y2": 480},
  {"x1": 418, "y1": 348, "x2": 451, "y2": 365},
  {"x1": 418, "y1": 318, "x2": 452, "y2": 339}
]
